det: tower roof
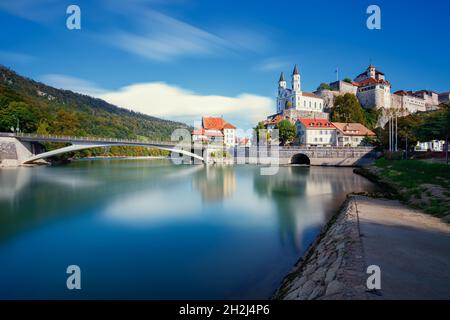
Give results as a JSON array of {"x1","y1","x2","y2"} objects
[
  {"x1": 292, "y1": 64, "x2": 299, "y2": 75},
  {"x1": 279, "y1": 72, "x2": 285, "y2": 82}
]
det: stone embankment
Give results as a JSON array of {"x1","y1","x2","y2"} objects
[{"x1": 273, "y1": 196, "x2": 369, "y2": 300}]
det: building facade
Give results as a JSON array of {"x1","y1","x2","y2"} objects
[
  {"x1": 332, "y1": 122, "x2": 376, "y2": 147},
  {"x1": 296, "y1": 118, "x2": 336, "y2": 147},
  {"x1": 277, "y1": 65, "x2": 325, "y2": 114},
  {"x1": 354, "y1": 65, "x2": 392, "y2": 109},
  {"x1": 192, "y1": 117, "x2": 236, "y2": 147},
  {"x1": 439, "y1": 92, "x2": 450, "y2": 104}
]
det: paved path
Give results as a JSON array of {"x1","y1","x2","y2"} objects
[{"x1": 355, "y1": 196, "x2": 450, "y2": 300}]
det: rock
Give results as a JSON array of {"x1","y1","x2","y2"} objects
[
  {"x1": 311, "y1": 267, "x2": 326, "y2": 282},
  {"x1": 303, "y1": 264, "x2": 316, "y2": 276},
  {"x1": 284, "y1": 289, "x2": 299, "y2": 300},
  {"x1": 289, "y1": 275, "x2": 308, "y2": 291},
  {"x1": 317, "y1": 253, "x2": 330, "y2": 266},
  {"x1": 325, "y1": 280, "x2": 344, "y2": 296},
  {"x1": 298, "y1": 280, "x2": 316, "y2": 299},
  {"x1": 308, "y1": 285, "x2": 325, "y2": 300},
  {"x1": 336, "y1": 241, "x2": 346, "y2": 250},
  {"x1": 325, "y1": 268, "x2": 337, "y2": 284}
]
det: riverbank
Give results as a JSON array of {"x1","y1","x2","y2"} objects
[
  {"x1": 273, "y1": 195, "x2": 369, "y2": 300},
  {"x1": 274, "y1": 194, "x2": 450, "y2": 300},
  {"x1": 354, "y1": 158, "x2": 450, "y2": 222}
]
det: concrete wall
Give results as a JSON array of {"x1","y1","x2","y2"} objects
[{"x1": 0, "y1": 137, "x2": 34, "y2": 167}]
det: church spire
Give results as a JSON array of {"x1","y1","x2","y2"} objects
[
  {"x1": 292, "y1": 64, "x2": 299, "y2": 75},
  {"x1": 279, "y1": 72, "x2": 285, "y2": 82}
]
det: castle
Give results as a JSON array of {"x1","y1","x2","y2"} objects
[
  {"x1": 316, "y1": 64, "x2": 443, "y2": 114},
  {"x1": 270, "y1": 64, "x2": 445, "y2": 128}
]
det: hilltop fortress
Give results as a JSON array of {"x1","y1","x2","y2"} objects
[{"x1": 270, "y1": 64, "x2": 446, "y2": 127}]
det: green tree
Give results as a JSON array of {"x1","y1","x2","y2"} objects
[
  {"x1": 414, "y1": 104, "x2": 450, "y2": 164},
  {"x1": 317, "y1": 83, "x2": 331, "y2": 91},
  {"x1": 379, "y1": 113, "x2": 423, "y2": 155},
  {"x1": 331, "y1": 93, "x2": 366, "y2": 125},
  {"x1": 343, "y1": 78, "x2": 352, "y2": 84},
  {"x1": 363, "y1": 108, "x2": 382, "y2": 129},
  {"x1": 0, "y1": 101, "x2": 40, "y2": 132},
  {"x1": 276, "y1": 119, "x2": 297, "y2": 145}
]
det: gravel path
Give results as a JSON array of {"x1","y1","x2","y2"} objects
[{"x1": 274, "y1": 195, "x2": 450, "y2": 300}]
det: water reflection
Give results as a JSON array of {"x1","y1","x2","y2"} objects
[
  {"x1": 192, "y1": 166, "x2": 236, "y2": 202},
  {"x1": 0, "y1": 160, "x2": 377, "y2": 299}
]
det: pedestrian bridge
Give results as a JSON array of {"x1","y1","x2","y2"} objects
[{"x1": 7, "y1": 133, "x2": 204, "y2": 164}]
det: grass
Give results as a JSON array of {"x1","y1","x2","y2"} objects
[{"x1": 366, "y1": 158, "x2": 450, "y2": 220}]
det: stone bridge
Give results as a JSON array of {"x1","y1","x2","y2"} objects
[{"x1": 239, "y1": 146, "x2": 377, "y2": 166}]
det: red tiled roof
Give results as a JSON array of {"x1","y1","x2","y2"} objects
[
  {"x1": 332, "y1": 122, "x2": 376, "y2": 136},
  {"x1": 356, "y1": 77, "x2": 390, "y2": 87},
  {"x1": 302, "y1": 92, "x2": 321, "y2": 99},
  {"x1": 298, "y1": 118, "x2": 335, "y2": 129},
  {"x1": 223, "y1": 122, "x2": 236, "y2": 129},
  {"x1": 203, "y1": 117, "x2": 236, "y2": 130},
  {"x1": 265, "y1": 114, "x2": 284, "y2": 125}
]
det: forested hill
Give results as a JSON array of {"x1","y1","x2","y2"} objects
[{"x1": 0, "y1": 65, "x2": 191, "y2": 140}]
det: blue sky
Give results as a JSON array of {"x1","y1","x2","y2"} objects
[{"x1": 0, "y1": 0, "x2": 449, "y2": 129}]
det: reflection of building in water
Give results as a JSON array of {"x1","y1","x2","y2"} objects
[
  {"x1": 253, "y1": 166, "x2": 376, "y2": 252},
  {"x1": 192, "y1": 166, "x2": 236, "y2": 202}
]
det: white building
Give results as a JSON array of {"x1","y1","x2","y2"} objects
[
  {"x1": 296, "y1": 118, "x2": 336, "y2": 147},
  {"x1": 392, "y1": 90, "x2": 427, "y2": 113},
  {"x1": 332, "y1": 122, "x2": 376, "y2": 147},
  {"x1": 416, "y1": 140, "x2": 448, "y2": 152},
  {"x1": 354, "y1": 65, "x2": 392, "y2": 109},
  {"x1": 439, "y1": 92, "x2": 450, "y2": 104},
  {"x1": 192, "y1": 117, "x2": 236, "y2": 147},
  {"x1": 277, "y1": 65, "x2": 325, "y2": 114}
]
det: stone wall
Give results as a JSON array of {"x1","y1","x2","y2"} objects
[
  {"x1": 273, "y1": 197, "x2": 369, "y2": 300},
  {"x1": 0, "y1": 137, "x2": 34, "y2": 166}
]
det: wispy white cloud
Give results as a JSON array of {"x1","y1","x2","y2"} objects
[
  {"x1": 255, "y1": 57, "x2": 291, "y2": 72},
  {"x1": 101, "y1": 6, "x2": 271, "y2": 62},
  {"x1": 38, "y1": 74, "x2": 107, "y2": 96},
  {"x1": 0, "y1": 0, "x2": 61, "y2": 22},
  {"x1": 0, "y1": 51, "x2": 35, "y2": 64},
  {"x1": 98, "y1": 82, "x2": 273, "y2": 129},
  {"x1": 104, "y1": 10, "x2": 231, "y2": 62}
]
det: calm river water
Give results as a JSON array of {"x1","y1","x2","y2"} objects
[{"x1": 0, "y1": 160, "x2": 376, "y2": 299}]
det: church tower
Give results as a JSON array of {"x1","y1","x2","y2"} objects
[
  {"x1": 292, "y1": 64, "x2": 301, "y2": 92},
  {"x1": 278, "y1": 72, "x2": 286, "y2": 93}
]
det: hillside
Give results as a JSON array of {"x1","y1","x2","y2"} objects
[{"x1": 0, "y1": 65, "x2": 191, "y2": 141}]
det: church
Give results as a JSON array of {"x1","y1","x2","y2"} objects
[{"x1": 276, "y1": 65, "x2": 325, "y2": 114}]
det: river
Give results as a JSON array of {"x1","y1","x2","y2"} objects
[{"x1": 0, "y1": 160, "x2": 377, "y2": 299}]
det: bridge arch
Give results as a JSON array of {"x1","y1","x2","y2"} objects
[
  {"x1": 22, "y1": 143, "x2": 204, "y2": 164},
  {"x1": 290, "y1": 153, "x2": 310, "y2": 165}
]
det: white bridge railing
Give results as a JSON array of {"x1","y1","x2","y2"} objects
[{"x1": 11, "y1": 132, "x2": 177, "y2": 146}]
